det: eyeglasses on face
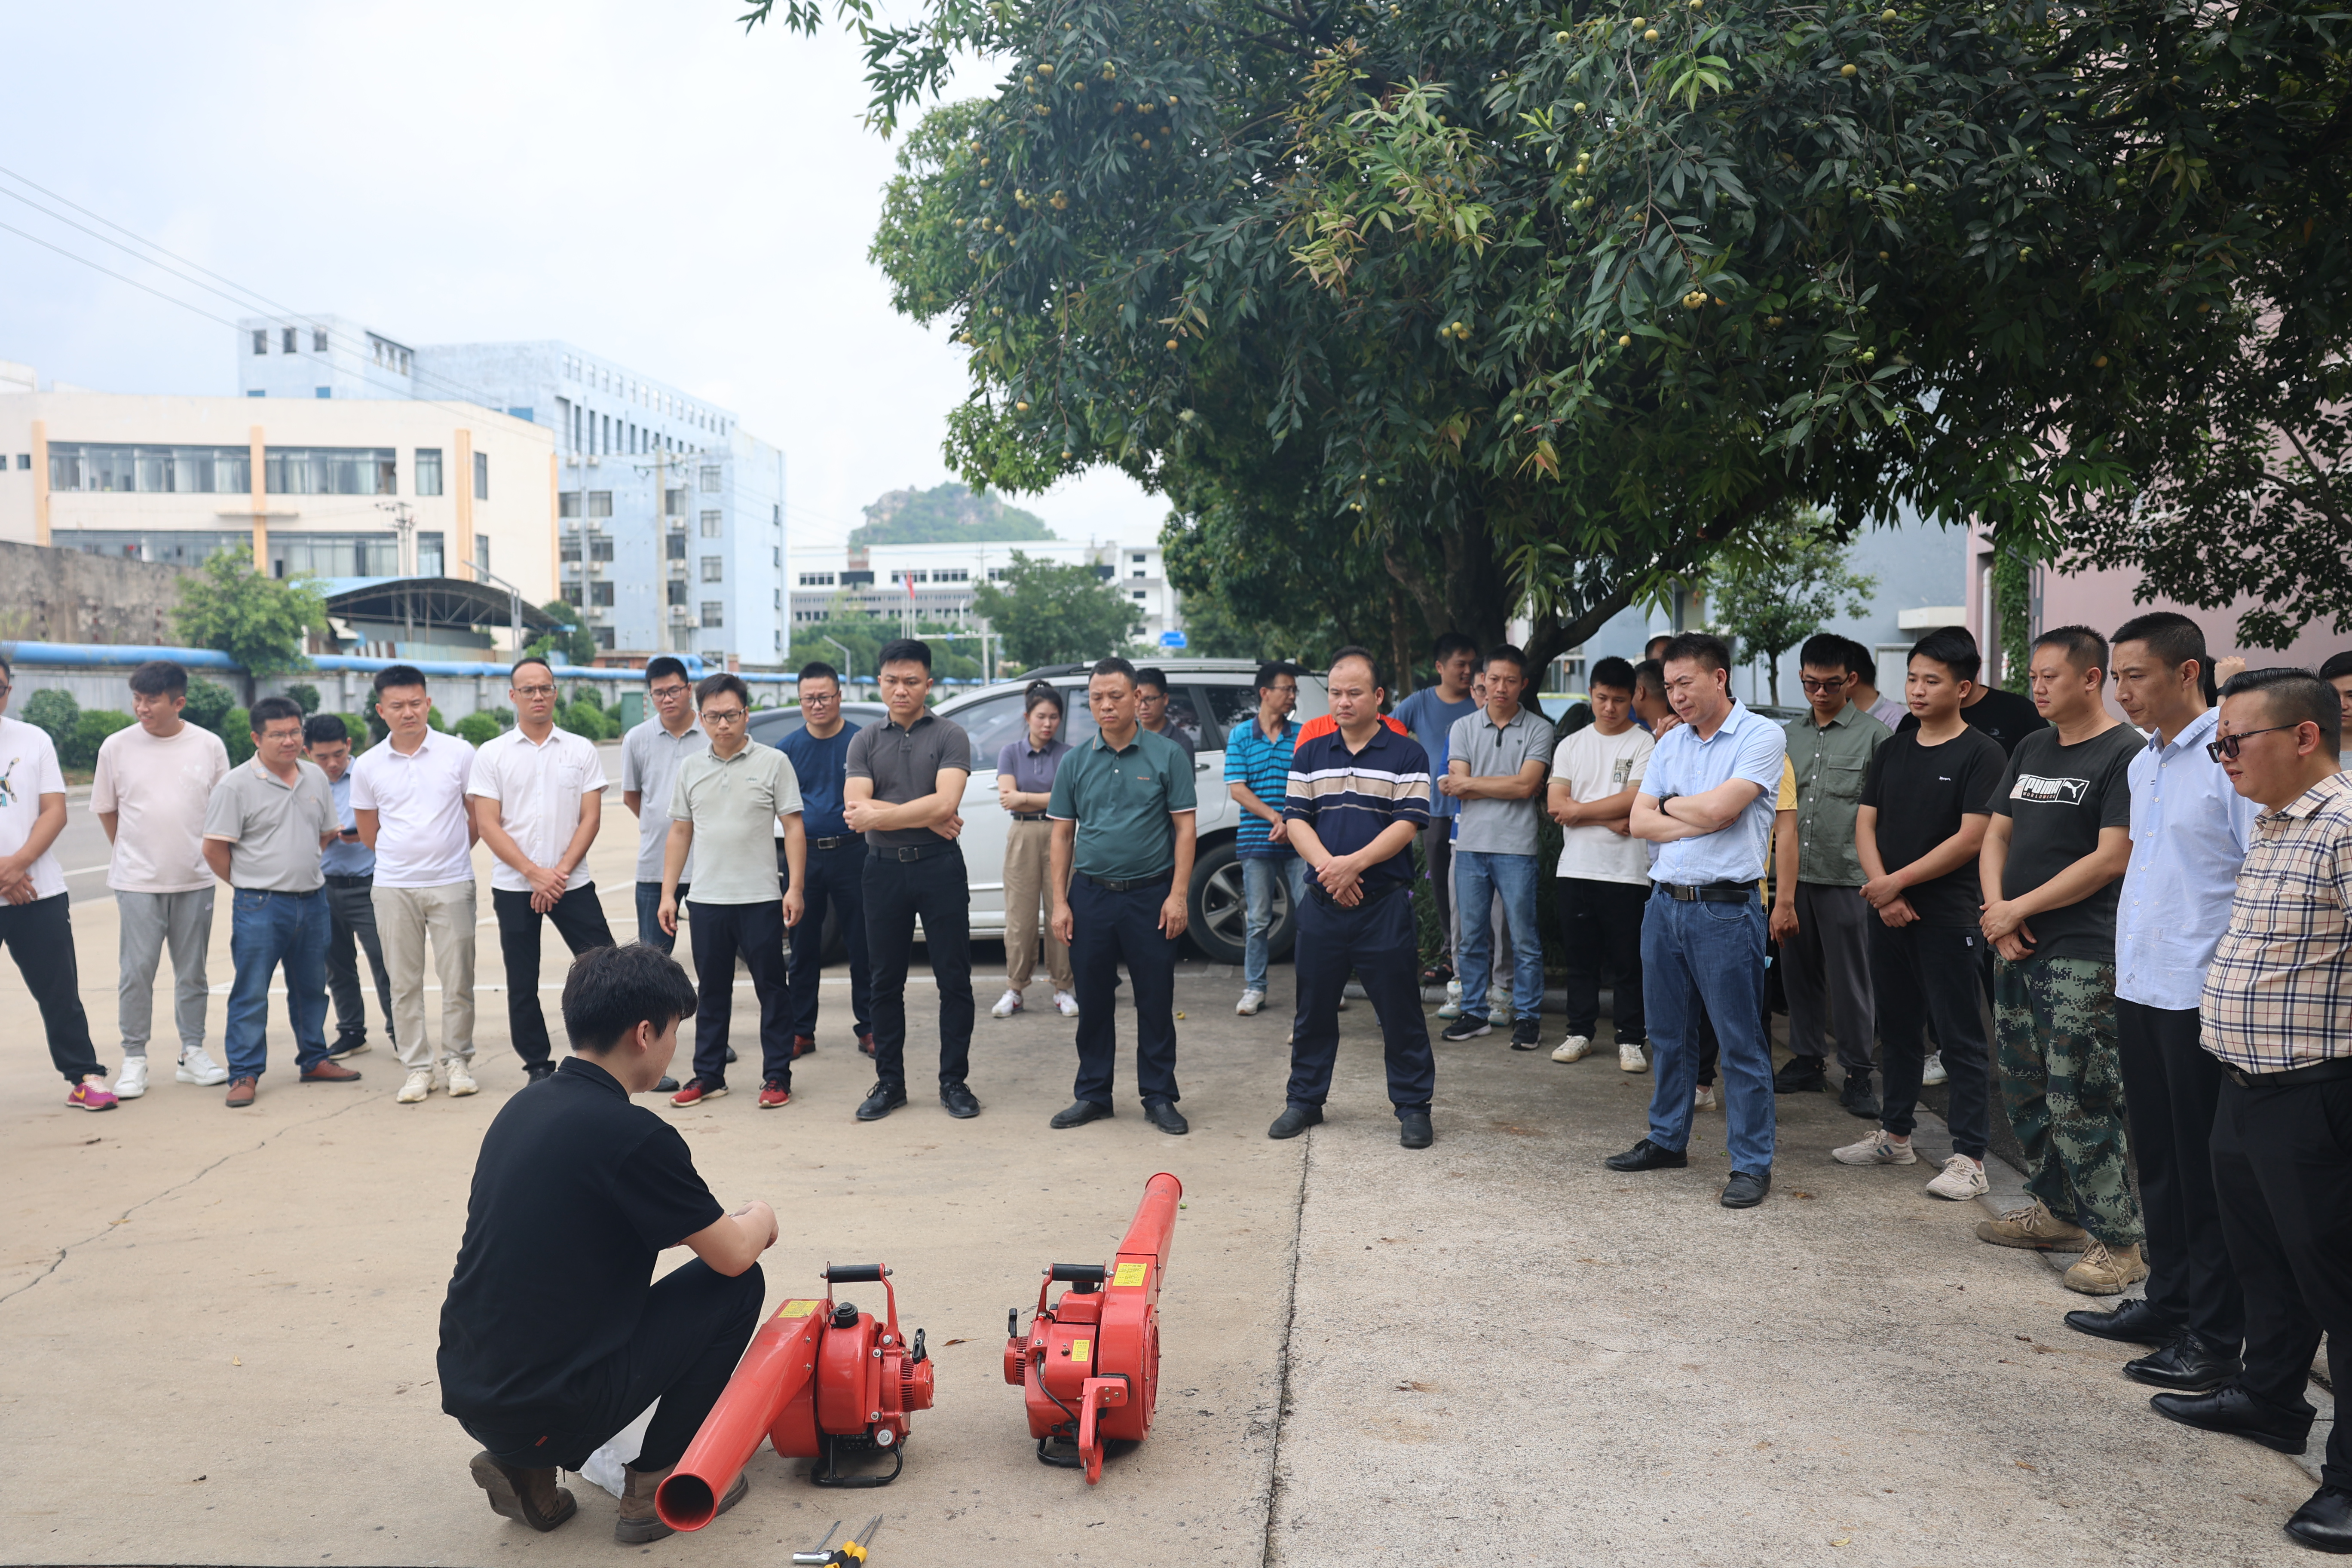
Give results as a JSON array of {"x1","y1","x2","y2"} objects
[
  {"x1": 701, "y1": 707, "x2": 748, "y2": 725},
  {"x1": 651, "y1": 683, "x2": 690, "y2": 701},
  {"x1": 2207, "y1": 724, "x2": 2300, "y2": 762},
  {"x1": 1798, "y1": 677, "x2": 1850, "y2": 694},
  {"x1": 512, "y1": 684, "x2": 557, "y2": 698}
]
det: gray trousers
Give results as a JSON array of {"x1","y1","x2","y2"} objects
[
  {"x1": 116, "y1": 888, "x2": 214, "y2": 1059},
  {"x1": 1783, "y1": 880, "x2": 1877, "y2": 1079},
  {"x1": 1424, "y1": 822, "x2": 1457, "y2": 967},
  {"x1": 324, "y1": 878, "x2": 395, "y2": 1046}
]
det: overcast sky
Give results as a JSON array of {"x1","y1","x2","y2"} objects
[{"x1": 0, "y1": 0, "x2": 1167, "y2": 551}]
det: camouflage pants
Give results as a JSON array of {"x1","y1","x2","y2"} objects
[{"x1": 1993, "y1": 955, "x2": 2144, "y2": 1247}]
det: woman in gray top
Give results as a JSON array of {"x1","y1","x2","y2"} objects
[{"x1": 994, "y1": 682, "x2": 1078, "y2": 1019}]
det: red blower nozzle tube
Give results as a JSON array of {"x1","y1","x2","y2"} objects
[
  {"x1": 655, "y1": 1263, "x2": 934, "y2": 1531},
  {"x1": 1004, "y1": 1173, "x2": 1182, "y2": 1485}
]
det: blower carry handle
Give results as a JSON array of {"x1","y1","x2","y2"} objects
[
  {"x1": 824, "y1": 1263, "x2": 888, "y2": 1284},
  {"x1": 1048, "y1": 1263, "x2": 1107, "y2": 1288}
]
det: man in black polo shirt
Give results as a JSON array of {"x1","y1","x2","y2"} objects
[
  {"x1": 1046, "y1": 656, "x2": 1198, "y2": 1133},
  {"x1": 440, "y1": 944, "x2": 777, "y2": 1544}
]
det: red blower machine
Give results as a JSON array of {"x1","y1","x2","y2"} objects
[
  {"x1": 655, "y1": 1264, "x2": 934, "y2": 1532},
  {"x1": 1005, "y1": 1173, "x2": 1183, "y2": 1484}
]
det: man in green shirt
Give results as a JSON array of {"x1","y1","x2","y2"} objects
[{"x1": 1047, "y1": 657, "x2": 1197, "y2": 1134}]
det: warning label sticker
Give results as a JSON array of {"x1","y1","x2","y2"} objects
[
  {"x1": 777, "y1": 1300, "x2": 821, "y2": 1319},
  {"x1": 1071, "y1": 1338, "x2": 1091, "y2": 1362},
  {"x1": 1113, "y1": 1262, "x2": 1148, "y2": 1288}
]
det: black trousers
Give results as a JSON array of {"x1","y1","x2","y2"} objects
[
  {"x1": 324, "y1": 876, "x2": 395, "y2": 1047},
  {"x1": 786, "y1": 840, "x2": 872, "y2": 1040},
  {"x1": 1285, "y1": 885, "x2": 1435, "y2": 1118},
  {"x1": 687, "y1": 899, "x2": 793, "y2": 1089},
  {"x1": 0, "y1": 893, "x2": 101, "y2": 1083},
  {"x1": 1874, "y1": 922, "x2": 1995, "y2": 1160},
  {"x1": 2118, "y1": 1001, "x2": 2242, "y2": 1348},
  {"x1": 2209, "y1": 1074, "x2": 2351, "y2": 1488},
  {"x1": 491, "y1": 885, "x2": 616, "y2": 1069},
  {"x1": 1069, "y1": 873, "x2": 1180, "y2": 1109},
  {"x1": 863, "y1": 849, "x2": 974, "y2": 1093},
  {"x1": 464, "y1": 1259, "x2": 765, "y2": 1475},
  {"x1": 1555, "y1": 876, "x2": 1647, "y2": 1041}
]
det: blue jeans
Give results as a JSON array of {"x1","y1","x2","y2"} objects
[
  {"x1": 1642, "y1": 890, "x2": 1773, "y2": 1173},
  {"x1": 1241, "y1": 854, "x2": 1305, "y2": 993},
  {"x1": 224, "y1": 888, "x2": 331, "y2": 1081},
  {"x1": 634, "y1": 879, "x2": 688, "y2": 955},
  {"x1": 1452, "y1": 851, "x2": 1544, "y2": 1019}
]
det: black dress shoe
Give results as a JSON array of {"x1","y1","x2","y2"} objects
[
  {"x1": 1050, "y1": 1099, "x2": 1113, "y2": 1129},
  {"x1": 1838, "y1": 1075, "x2": 1881, "y2": 1119},
  {"x1": 1603, "y1": 1138, "x2": 1688, "y2": 1172},
  {"x1": 1398, "y1": 1111, "x2": 1433, "y2": 1149},
  {"x1": 2124, "y1": 1335, "x2": 2243, "y2": 1392},
  {"x1": 2148, "y1": 1383, "x2": 2312, "y2": 1455},
  {"x1": 855, "y1": 1082, "x2": 908, "y2": 1122},
  {"x1": 1142, "y1": 1099, "x2": 1189, "y2": 1135},
  {"x1": 1268, "y1": 1104, "x2": 1323, "y2": 1139},
  {"x1": 1721, "y1": 1168, "x2": 1772, "y2": 1208},
  {"x1": 654, "y1": 1075, "x2": 680, "y2": 1094},
  {"x1": 2286, "y1": 1485, "x2": 2352, "y2": 1554},
  {"x1": 2064, "y1": 1296, "x2": 2181, "y2": 1345},
  {"x1": 724, "y1": 1044, "x2": 738, "y2": 1064},
  {"x1": 939, "y1": 1081, "x2": 981, "y2": 1118},
  {"x1": 1774, "y1": 1056, "x2": 1828, "y2": 1093}
]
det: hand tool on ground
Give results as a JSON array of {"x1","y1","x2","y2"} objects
[
  {"x1": 1005, "y1": 1172, "x2": 1182, "y2": 1484},
  {"x1": 790, "y1": 1514, "x2": 884, "y2": 1565},
  {"x1": 656, "y1": 1265, "x2": 934, "y2": 1531}
]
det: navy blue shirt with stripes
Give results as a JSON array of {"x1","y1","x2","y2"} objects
[{"x1": 1283, "y1": 723, "x2": 1433, "y2": 891}]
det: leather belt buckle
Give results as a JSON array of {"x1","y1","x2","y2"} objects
[{"x1": 893, "y1": 846, "x2": 923, "y2": 863}]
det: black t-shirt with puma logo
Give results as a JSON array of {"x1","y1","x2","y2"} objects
[{"x1": 1990, "y1": 723, "x2": 2142, "y2": 964}]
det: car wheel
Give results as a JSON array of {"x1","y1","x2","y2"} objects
[{"x1": 1187, "y1": 838, "x2": 1294, "y2": 966}]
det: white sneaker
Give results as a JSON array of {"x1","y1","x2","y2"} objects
[
  {"x1": 1693, "y1": 1084, "x2": 1716, "y2": 1110},
  {"x1": 1619, "y1": 1042, "x2": 1648, "y2": 1073},
  {"x1": 1487, "y1": 988, "x2": 1510, "y2": 1018},
  {"x1": 991, "y1": 989, "x2": 1024, "y2": 1019},
  {"x1": 1925, "y1": 1152, "x2": 1990, "y2": 1200},
  {"x1": 1336, "y1": 993, "x2": 1350, "y2": 1011},
  {"x1": 115, "y1": 1056, "x2": 150, "y2": 1099},
  {"x1": 397, "y1": 1068, "x2": 434, "y2": 1104},
  {"x1": 445, "y1": 1061, "x2": 479, "y2": 1096},
  {"x1": 176, "y1": 1047, "x2": 230, "y2": 1087},
  {"x1": 1921, "y1": 1050, "x2": 1948, "y2": 1086},
  {"x1": 1436, "y1": 980, "x2": 1464, "y2": 1020},
  {"x1": 1551, "y1": 1034, "x2": 1593, "y2": 1063},
  {"x1": 1236, "y1": 989, "x2": 1265, "y2": 1017},
  {"x1": 1832, "y1": 1129, "x2": 1918, "y2": 1166},
  {"x1": 1053, "y1": 990, "x2": 1079, "y2": 1017}
]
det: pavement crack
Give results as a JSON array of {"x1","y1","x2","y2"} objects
[
  {"x1": 0, "y1": 1090, "x2": 387, "y2": 1309},
  {"x1": 1258, "y1": 1124, "x2": 1314, "y2": 1568}
]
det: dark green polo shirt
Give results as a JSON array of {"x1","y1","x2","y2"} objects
[{"x1": 1046, "y1": 726, "x2": 1198, "y2": 881}]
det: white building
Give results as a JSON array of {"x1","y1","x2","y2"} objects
[{"x1": 791, "y1": 538, "x2": 1183, "y2": 646}]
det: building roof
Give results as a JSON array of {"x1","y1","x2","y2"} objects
[{"x1": 317, "y1": 576, "x2": 560, "y2": 632}]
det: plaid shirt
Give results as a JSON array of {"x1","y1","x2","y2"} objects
[{"x1": 2199, "y1": 770, "x2": 2352, "y2": 1072}]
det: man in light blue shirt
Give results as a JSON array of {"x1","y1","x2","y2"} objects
[
  {"x1": 2063, "y1": 614, "x2": 2259, "y2": 1385},
  {"x1": 305, "y1": 714, "x2": 394, "y2": 1061},
  {"x1": 1604, "y1": 633, "x2": 1789, "y2": 1209}
]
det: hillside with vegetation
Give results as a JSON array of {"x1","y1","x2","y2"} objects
[{"x1": 850, "y1": 481, "x2": 1057, "y2": 547}]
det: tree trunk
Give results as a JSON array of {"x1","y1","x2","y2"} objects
[{"x1": 1766, "y1": 650, "x2": 1781, "y2": 708}]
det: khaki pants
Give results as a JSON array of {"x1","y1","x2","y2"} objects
[
  {"x1": 373, "y1": 881, "x2": 477, "y2": 1069},
  {"x1": 1001, "y1": 819, "x2": 1074, "y2": 992}
]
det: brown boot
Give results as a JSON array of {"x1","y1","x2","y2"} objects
[
  {"x1": 1973, "y1": 1200, "x2": 2089, "y2": 1252},
  {"x1": 616, "y1": 1465, "x2": 748, "y2": 1544},
  {"x1": 468, "y1": 1451, "x2": 576, "y2": 1532},
  {"x1": 2063, "y1": 1240, "x2": 2151, "y2": 1295}
]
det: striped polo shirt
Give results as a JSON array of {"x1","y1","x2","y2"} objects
[
  {"x1": 1225, "y1": 716, "x2": 1301, "y2": 859},
  {"x1": 1284, "y1": 723, "x2": 1433, "y2": 890}
]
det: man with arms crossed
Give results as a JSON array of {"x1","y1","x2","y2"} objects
[
  {"x1": 845, "y1": 640, "x2": 977, "y2": 1123},
  {"x1": 778, "y1": 662, "x2": 876, "y2": 1056},
  {"x1": 441, "y1": 944, "x2": 775, "y2": 1545},
  {"x1": 1975, "y1": 626, "x2": 2147, "y2": 1294},
  {"x1": 619, "y1": 658, "x2": 705, "y2": 957},
  {"x1": 1547, "y1": 656, "x2": 1652, "y2": 1069},
  {"x1": 352, "y1": 666, "x2": 481, "y2": 1105},
  {"x1": 1604, "y1": 633, "x2": 1788, "y2": 1209},
  {"x1": 470, "y1": 656, "x2": 615, "y2": 1083},
  {"x1": 1227, "y1": 661, "x2": 1303, "y2": 1018},
  {"x1": 1437, "y1": 646, "x2": 1552, "y2": 1049},
  {"x1": 1392, "y1": 633, "x2": 1478, "y2": 988},
  {"x1": 92, "y1": 659, "x2": 231, "y2": 1096},
  {"x1": 306, "y1": 714, "x2": 395, "y2": 1064}
]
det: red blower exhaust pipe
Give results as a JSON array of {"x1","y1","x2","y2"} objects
[
  {"x1": 1004, "y1": 1173, "x2": 1182, "y2": 1484},
  {"x1": 655, "y1": 1263, "x2": 934, "y2": 1531}
]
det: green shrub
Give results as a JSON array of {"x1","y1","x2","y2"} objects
[
  {"x1": 334, "y1": 712, "x2": 374, "y2": 754},
  {"x1": 284, "y1": 683, "x2": 321, "y2": 715},
  {"x1": 559, "y1": 698, "x2": 615, "y2": 741},
  {"x1": 21, "y1": 689, "x2": 80, "y2": 752},
  {"x1": 183, "y1": 677, "x2": 237, "y2": 735},
  {"x1": 64, "y1": 709, "x2": 136, "y2": 770},
  {"x1": 454, "y1": 710, "x2": 503, "y2": 748},
  {"x1": 428, "y1": 704, "x2": 448, "y2": 733},
  {"x1": 222, "y1": 708, "x2": 256, "y2": 766}
]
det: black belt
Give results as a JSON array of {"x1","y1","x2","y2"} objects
[
  {"x1": 1011, "y1": 812, "x2": 1049, "y2": 822},
  {"x1": 869, "y1": 840, "x2": 960, "y2": 864},
  {"x1": 2223, "y1": 1057, "x2": 2352, "y2": 1090},
  {"x1": 1084, "y1": 870, "x2": 1171, "y2": 894},
  {"x1": 1657, "y1": 880, "x2": 1757, "y2": 904},
  {"x1": 323, "y1": 873, "x2": 374, "y2": 887},
  {"x1": 808, "y1": 835, "x2": 855, "y2": 851}
]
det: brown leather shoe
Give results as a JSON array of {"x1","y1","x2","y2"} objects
[
  {"x1": 224, "y1": 1076, "x2": 257, "y2": 1109},
  {"x1": 615, "y1": 1464, "x2": 746, "y2": 1544},
  {"x1": 468, "y1": 1450, "x2": 576, "y2": 1532},
  {"x1": 300, "y1": 1060, "x2": 364, "y2": 1084}
]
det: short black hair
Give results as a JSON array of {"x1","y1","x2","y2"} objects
[
  {"x1": 1659, "y1": 631, "x2": 1733, "y2": 675},
  {"x1": 374, "y1": 663, "x2": 428, "y2": 696},
  {"x1": 128, "y1": 659, "x2": 189, "y2": 698},
  {"x1": 303, "y1": 713, "x2": 350, "y2": 746},
  {"x1": 1254, "y1": 660, "x2": 1299, "y2": 694},
  {"x1": 1840, "y1": 637, "x2": 1877, "y2": 680},
  {"x1": 645, "y1": 656, "x2": 690, "y2": 686},
  {"x1": 1587, "y1": 656, "x2": 1637, "y2": 695},
  {"x1": 563, "y1": 943, "x2": 699, "y2": 1054},
  {"x1": 2221, "y1": 666, "x2": 2342, "y2": 756},
  {"x1": 2319, "y1": 650, "x2": 2352, "y2": 683},
  {"x1": 249, "y1": 695, "x2": 305, "y2": 734},
  {"x1": 1327, "y1": 645, "x2": 1382, "y2": 687},
  {"x1": 796, "y1": 660, "x2": 840, "y2": 688},
  {"x1": 1798, "y1": 633, "x2": 1851, "y2": 673},
  {"x1": 1644, "y1": 635, "x2": 1672, "y2": 661},
  {"x1": 1432, "y1": 632, "x2": 1479, "y2": 664},
  {"x1": 1484, "y1": 643, "x2": 1530, "y2": 678},
  {"x1": 876, "y1": 637, "x2": 932, "y2": 672},
  {"x1": 1908, "y1": 627, "x2": 1981, "y2": 685},
  {"x1": 0, "y1": 652, "x2": 10, "y2": 679},
  {"x1": 1090, "y1": 655, "x2": 1138, "y2": 686},
  {"x1": 695, "y1": 672, "x2": 750, "y2": 710},
  {"x1": 2033, "y1": 624, "x2": 2110, "y2": 679},
  {"x1": 1633, "y1": 658, "x2": 1666, "y2": 699},
  {"x1": 2111, "y1": 611, "x2": 2206, "y2": 675},
  {"x1": 508, "y1": 654, "x2": 554, "y2": 682},
  {"x1": 1133, "y1": 666, "x2": 1170, "y2": 695}
]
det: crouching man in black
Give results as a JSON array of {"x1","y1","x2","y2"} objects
[{"x1": 438, "y1": 943, "x2": 778, "y2": 1543}]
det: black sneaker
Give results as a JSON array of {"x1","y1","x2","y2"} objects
[
  {"x1": 1838, "y1": 1073, "x2": 1881, "y2": 1119},
  {"x1": 1440, "y1": 1015, "x2": 1492, "y2": 1042},
  {"x1": 1773, "y1": 1056, "x2": 1828, "y2": 1093},
  {"x1": 523, "y1": 1061, "x2": 557, "y2": 1084},
  {"x1": 1509, "y1": 1017, "x2": 1542, "y2": 1051},
  {"x1": 328, "y1": 1035, "x2": 370, "y2": 1061}
]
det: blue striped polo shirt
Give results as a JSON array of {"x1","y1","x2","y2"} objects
[
  {"x1": 1225, "y1": 716, "x2": 1301, "y2": 859},
  {"x1": 1284, "y1": 723, "x2": 1433, "y2": 889}
]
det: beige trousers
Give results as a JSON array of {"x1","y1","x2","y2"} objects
[
  {"x1": 1001, "y1": 819, "x2": 1075, "y2": 992},
  {"x1": 372, "y1": 881, "x2": 477, "y2": 1069}
]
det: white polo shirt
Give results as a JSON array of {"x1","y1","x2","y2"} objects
[
  {"x1": 349, "y1": 728, "x2": 478, "y2": 889},
  {"x1": 466, "y1": 724, "x2": 609, "y2": 894}
]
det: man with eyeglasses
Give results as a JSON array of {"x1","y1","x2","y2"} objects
[
  {"x1": 1771, "y1": 633, "x2": 1892, "y2": 1114},
  {"x1": 777, "y1": 662, "x2": 874, "y2": 1059},
  {"x1": 469, "y1": 657, "x2": 614, "y2": 1085},
  {"x1": 658, "y1": 675, "x2": 805, "y2": 1110},
  {"x1": 1133, "y1": 668, "x2": 1197, "y2": 760},
  {"x1": 621, "y1": 658, "x2": 707, "y2": 959}
]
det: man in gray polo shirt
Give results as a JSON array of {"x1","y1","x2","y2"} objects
[
  {"x1": 1436, "y1": 646, "x2": 1553, "y2": 1049},
  {"x1": 620, "y1": 656, "x2": 706, "y2": 958},
  {"x1": 201, "y1": 696, "x2": 359, "y2": 1108}
]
